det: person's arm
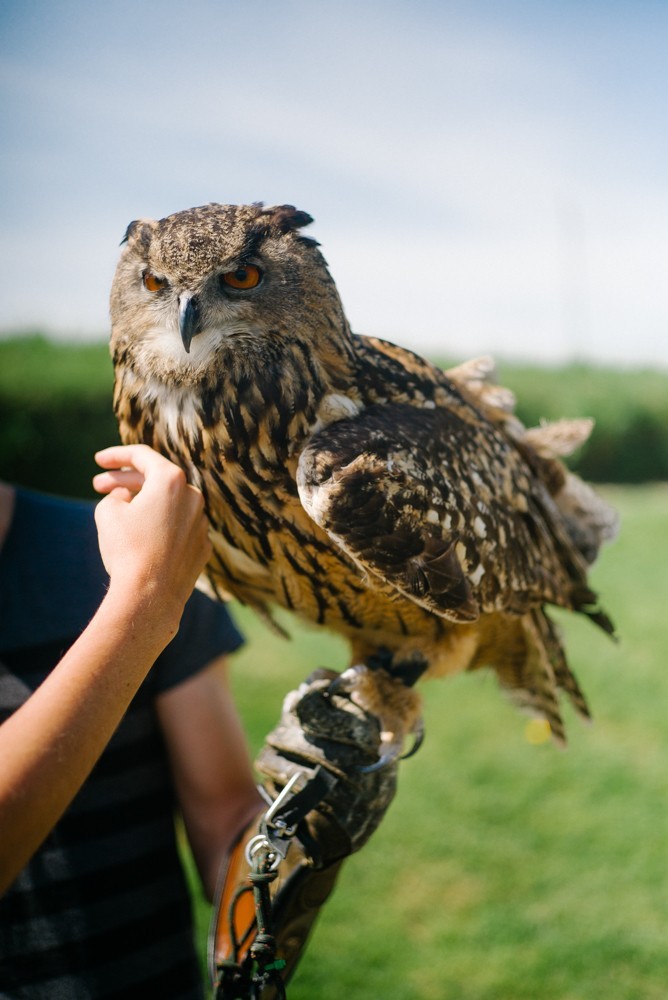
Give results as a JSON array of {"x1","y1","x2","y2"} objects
[
  {"x1": 0, "y1": 444, "x2": 212, "y2": 896},
  {"x1": 156, "y1": 656, "x2": 263, "y2": 900}
]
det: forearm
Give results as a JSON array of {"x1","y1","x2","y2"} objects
[
  {"x1": 0, "y1": 584, "x2": 184, "y2": 896},
  {"x1": 157, "y1": 660, "x2": 264, "y2": 900}
]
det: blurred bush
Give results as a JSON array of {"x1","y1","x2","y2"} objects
[
  {"x1": 499, "y1": 362, "x2": 668, "y2": 483},
  {"x1": 1, "y1": 335, "x2": 666, "y2": 497},
  {"x1": 0, "y1": 335, "x2": 119, "y2": 498}
]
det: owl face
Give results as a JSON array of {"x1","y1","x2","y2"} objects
[{"x1": 109, "y1": 203, "x2": 346, "y2": 380}]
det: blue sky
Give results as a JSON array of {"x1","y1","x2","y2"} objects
[{"x1": 1, "y1": 0, "x2": 666, "y2": 366}]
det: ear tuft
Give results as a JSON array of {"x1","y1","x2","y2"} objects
[
  {"x1": 120, "y1": 219, "x2": 154, "y2": 248},
  {"x1": 269, "y1": 205, "x2": 314, "y2": 233},
  {"x1": 260, "y1": 204, "x2": 318, "y2": 244}
]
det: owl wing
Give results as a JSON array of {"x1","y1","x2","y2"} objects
[{"x1": 297, "y1": 401, "x2": 598, "y2": 625}]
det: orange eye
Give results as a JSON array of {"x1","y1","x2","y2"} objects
[
  {"x1": 221, "y1": 264, "x2": 262, "y2": 290},
  {"x1": 143, "y1": 271, "x2": 168, "y2": 293}
]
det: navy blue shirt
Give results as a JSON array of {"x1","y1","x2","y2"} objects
[{"x1": 0, "y1": 489, "x2": 244, "y2": 999}]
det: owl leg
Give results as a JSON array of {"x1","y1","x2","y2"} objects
[
  {"x1": 368, "y1": 646, "x2": 430, "y2": 687},
  {"x1": 326, "y1": 653, "x2": 425, "y2": 771}
]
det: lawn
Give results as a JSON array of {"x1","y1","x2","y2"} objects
[
  {"x1": 189, "y1": 484, "x2": 668, "y2": 999},
  {"x1": 2, "y1": 336, "x2": 664, "y2": 996}
]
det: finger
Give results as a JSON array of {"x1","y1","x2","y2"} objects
[
  {"x1": 95, "y1": 445, "x2": 189, "y2": 500},
  {"x1": 107, "y1": 485, "x2": 135, "y2": 504},
  {"x1": 94, "y1": 444, "x2": 170, "y2": 474},
  {"x1": 94, "y1": 469, "x2": 146, "y2": 493},
  {"x1": 94, "y1": 487, "x2": 135, "y2": 527},
  {"x1": 93, "y1": 469, "x2": 146, "y2": 495}
]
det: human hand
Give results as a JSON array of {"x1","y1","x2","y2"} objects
[{"x1": 93, "y1": 445, "x2": 212, "y2": 623}]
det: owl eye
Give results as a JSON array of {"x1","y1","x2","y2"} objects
[
  {"x1": 221, "y1": 264, "x2": 262, "y2": 290},
  {"x1": 143, "y1": 271, "x2": 169, "y2": 293}
]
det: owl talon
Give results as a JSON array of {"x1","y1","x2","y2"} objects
[
  {"x1": 400, "y1": 717, "x2": 425, "y2": 760},
  {"x1": 357, "y1": 716, "x2": 425, "y2": 773},
  {"x1": 357, "y1": 751, "x2": 398, "y2": 774},
  {"x1": 322, "y1": 664, "x2": 364, "y2": 699}
]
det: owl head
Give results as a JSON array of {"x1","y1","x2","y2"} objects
[{"x1": 109, "y1": 202, "x2": 351, "y2": 382}]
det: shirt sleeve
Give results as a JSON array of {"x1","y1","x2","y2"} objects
[
  {"x1": 147, "y1": 590, "x2": 245, "y2": 695},
  {"x1": 0, "y1": 490, "x2": 106, "y2": 653}
]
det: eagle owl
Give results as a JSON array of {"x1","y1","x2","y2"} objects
[{"x1": 110, "y1": 203, "x2": 616, "y2": 745}]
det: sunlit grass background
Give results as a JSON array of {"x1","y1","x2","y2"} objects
[
  {"x1": 188, "y1": 485, "x2": 668, "y2": 1000},
  {"x1": 2, "y1": 337, "x2": 666, "y2": 998}
]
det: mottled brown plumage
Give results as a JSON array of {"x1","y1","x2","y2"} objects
[{"x1": 110, "y1": 202, "x2": 617, "y2": 744}]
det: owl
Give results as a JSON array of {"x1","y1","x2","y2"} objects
[{"x1": 110, "y1": 202, "x2": 616, "y2": 747}]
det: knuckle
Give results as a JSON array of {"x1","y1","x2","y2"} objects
[
  {"x1": 165, "y1": 464, "x2": 187, "y2": 488},
  {"x1": 185, "y1": 481, "x2": 206, "y2": 511}
]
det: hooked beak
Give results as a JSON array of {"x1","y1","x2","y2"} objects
[{"x1": 178, "y1": 293, "x2": 202, "y2": 354}]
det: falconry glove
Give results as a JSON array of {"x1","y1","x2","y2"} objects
[{"x1": 210, "y1": 666, "x2": 416, "y2": 999}]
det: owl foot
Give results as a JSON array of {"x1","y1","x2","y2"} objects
[{"x1": 325, "y1": 662, "x2": 424, "y2": 772}]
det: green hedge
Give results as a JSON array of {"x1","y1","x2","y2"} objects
[
  {"x1": 1, "y1": 335, "x2": 666, "y2": 496},
  {"x1": 0, "y1": 336, "x2": 120, "y2": 498},
  {"x1": 499, "y1": 362, "x2": 668, "y2": 484}
]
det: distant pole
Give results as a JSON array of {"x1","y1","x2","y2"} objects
[{"x1": 556, "y1": 196, "x2": 590, "y2": 361}]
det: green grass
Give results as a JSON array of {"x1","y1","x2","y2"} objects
[
  {"x1": 2, "y1": 335, "x2": 664, "y2": 993},
  {"x1": 189, "y1": 484, "x2": 668, "y2": 999}
]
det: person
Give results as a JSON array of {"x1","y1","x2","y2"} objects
[{"x1": 0, "y1": 444, "x2": 263, "y2": 999}]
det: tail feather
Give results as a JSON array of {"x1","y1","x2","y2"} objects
[
  {"x1": 446, "y1": 355, "x2": 615, "y2": 741},
  {"x1": 493, "y1": 609, "x2": 591, "y2": 745},
  {"x1": 530, "y1": 608, "x2": 591, "y2": 720},
  {"x1": 571, "y1": 583, "x2": 617, "y2": 638}
]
